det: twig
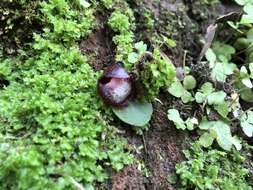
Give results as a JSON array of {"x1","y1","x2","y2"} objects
[{"x1": 142, "y1": 133, "x2": 147, "y2": 155}]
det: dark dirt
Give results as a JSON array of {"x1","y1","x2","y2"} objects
[
  {"x1": 0, "y1": 1, "x2": 42, "y2": 55},
  {"x1": 80, "y1": 1, "x2": 242, "y2": 189},
  {"x1": 106, "y1": 95, "x2": 190, "y2": 190},
  {"x1": 142, "y1": 98, "x2": 189, "y2": 189},
  {"x1": 110, "y1": 165, "x2": 147, "y2": 190},
  {"x1": 79, "y1": 13, "x2": 115, "y2": 71}
]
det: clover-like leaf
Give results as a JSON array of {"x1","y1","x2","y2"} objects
[
  {"x1": 240, "y1": 111, "x2": 253, "y2": 137},
  {"x1": 199, "y1": 120, "x2": 241, "y2": 151},
  {"x1": 211, "y1": 122, "x2": 234, "y2": 151},
  {"x1": 240, "y1": 66, "x2": 253, "y2": 88},
  {"x1": 167, "y1": 109, "x2": 186, "y2": 130},
  {"x1": 207, "y1": 91, "x2": 226, "y2": 105},
  {"x1": 249, "y1": 63, "x2": 253, "y2": 78},
  {"x1": 168, "y1": 80, "x2": 194, "y2": 103},
  {"x1": 168, "y1": 109, "x2": 197, "y2": 130},
  {"x1": 241, "y1": 4, "x2": 253, "y2": 24},
  {"x1": 241, "y1": 88, "x2": 253, "y2": 102},
  {"x1": 247, "y1": 29, "x2": 253, "y2": 41},
  {"x1": 234, "y1": 80, "x2": 253, "y2": 102},
  {"x1": 195, "y1": 92, "x2": 207, "y2": 103},
  {"x1": 168, "y1": 81, "x2": 185, "y2": 98},
  {"x1": 231, "y1": 136, "x2": 242, "y2": 151},
  {"x1": 212, "y1": 42, "x2": 235, "y2": 61},
  {"x1": 199, "y1": 118, "x2": 214, "y2": 130},
  {"x1": 199, "y1": 82, "x2": 215, "y2": 95},
  {"x1": 205, "y1": 46, "x2": 236, "y2": 82},
  {"x1": 214, "y1": 102, "x2": 230, "y2": 118},
  {"x1": 181, "y1": 91, "x2": 194, "y2": 103},
  {"x1": 198, "y1": 132, "x2": 214, "y2": 148},
  {"x1": 205, "y1": 48, "x2": 216, "y2": 67},
  {"x1": 242, "y1": 78, "x2": 252, "y2": 88},
  {"x1": 185, "y1": 118, "x2": 198, "y2": 130},
  {"x1": 211, "y1": 56, "x2": 236, "y2": 82},
  {"x1": 195, "y1": 82, "x2": 226, "y2": 106}
]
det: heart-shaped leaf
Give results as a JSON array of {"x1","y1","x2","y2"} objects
[{"x1": 112, "y1": 101, "x2": 153, "y2": 126}]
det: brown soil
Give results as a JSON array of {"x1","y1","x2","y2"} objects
[
  {"x1": 101, "y1": 95, "x2": 190, "y2": 190},
  {"x1": 79, "y1": 14, "x2": 115, "y2": 71},
  {"x1": 80, "y1": 1, "x2": 241, "y2": 189},
  {"x1": 110, "y1": 165, "x2": 146, "y2": 190},
  {"x1": 141, "y1": 98, "x2": 189, "y2": 189}
]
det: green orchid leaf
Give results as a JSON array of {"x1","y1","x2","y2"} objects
[{"x1": 113, "y1": 101, "x2": 153, "y2": 126}]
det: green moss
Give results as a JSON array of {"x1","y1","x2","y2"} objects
[
  {"x1": 176, "y1": 143, "x2": 251, "y2": 190},
  {"x1": 107, "y1": 2, "x2": 136, "y2": 69},
  {"x1": 140, "y1": 49, "x2": 176, "y2": 101},
  {"x1": 0, "y1": 0, "x2": 133, "y2": 189},
  {"x1": 101, "y1": 0, "x2": 114, "y2": 9},
  {"x1": 108, "y1": 11, "x2": 131, "y2": 33}
]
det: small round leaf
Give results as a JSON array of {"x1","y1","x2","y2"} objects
[{"x1": 183, "y1": 75, "x2": 196, "y2": 90}]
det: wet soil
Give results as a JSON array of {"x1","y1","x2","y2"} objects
[
  {"x1": 80, "y1": 0, "x2": 242, "y2": 189},
  {"x1": 79, "y1": 13, "x2": 115, "y2": 71}
]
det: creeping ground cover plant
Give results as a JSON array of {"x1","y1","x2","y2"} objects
[{"x1": 175, "y1": 143, "x2": 252, "y2": 190}]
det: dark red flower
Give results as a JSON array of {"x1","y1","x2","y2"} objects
[{"x1": 98, "y1": 63, "x2": 133, "y2": 107}]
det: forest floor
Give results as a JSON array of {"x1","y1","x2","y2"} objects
[
  {"x1": 1, "y1": 0, "x2": 253, "y2": 189},
  {"x1": 79, "y1": 1, "x2": 249, "y2": 189}
]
